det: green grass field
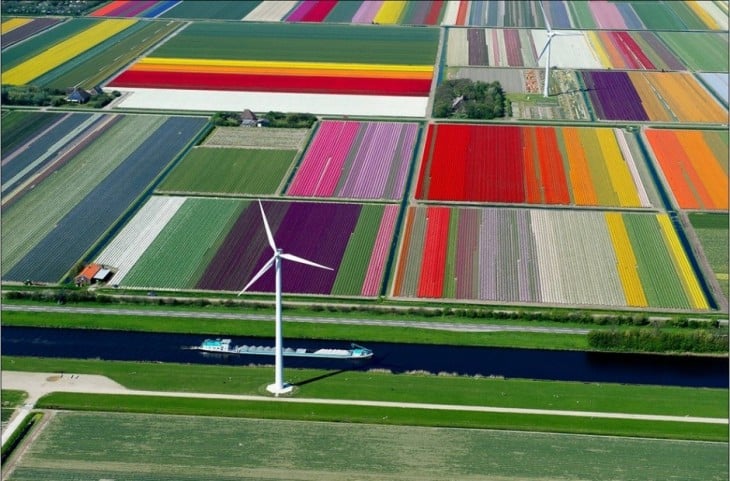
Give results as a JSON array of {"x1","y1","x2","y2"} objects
[
  {"x1": 689, "y1": 212, "x2": 729, "y2": 299},
  {"x1": 8, "y1": 411, "x2": 728, "y2": 481},
  {"x1": 7, "y1": 356, "x2": 728, "y2": 431},
  {"x1": 657, "y1": 32, "x2": 729, "y2": 72},
  {"x1": 149, "y1": 22, "x2": 439, "y2": 65},
  {"x1": 1, "y1": 390, "x2": 26, "y2": 423},
  {"x1": 157, "y1": 147, "x2": 296, "y2": 195}
]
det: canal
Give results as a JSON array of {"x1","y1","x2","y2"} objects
[{"x1": 1, "y1": 326, "x2": 726, "y2": 388}]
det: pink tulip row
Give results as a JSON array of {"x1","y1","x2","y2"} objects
[
  {"x1": 361, "y1": 204, "x2": 399, "y2": 296},
  {"x1": 288, "y1": 120, "x2": 419, "y2": 200}
]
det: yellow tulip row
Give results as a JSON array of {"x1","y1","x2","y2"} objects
[
  {"x1": 373, "y1": 0, "x2": 407, "y2": 24},
  {"x1": 656, "y1": 214, "x2": 708, "y2": 309},
  {"x1": 605, "y1": 212, "x2": 648, "y2": 307},
  {"x1": 3, "y1": 19, "x2": 135, "y2": 85},
  {"x1": 596, "y1": 129, "x2": 641, "y2": 208}
]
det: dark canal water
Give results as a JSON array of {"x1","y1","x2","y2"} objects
[{"x1": 2, "y1": 326, "x2": 727, "y2": 388}]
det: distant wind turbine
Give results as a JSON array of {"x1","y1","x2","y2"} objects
[
  {"x1": 537, "y1": 0, "x2": 581, "y2": 97},
  {"x1": 239, "y1": 200, "x2": 332, "y2": 395}
]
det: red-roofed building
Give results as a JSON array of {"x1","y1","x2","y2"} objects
[{"x1": 74, "y1": 263, "x2": 101, "y2": 286}]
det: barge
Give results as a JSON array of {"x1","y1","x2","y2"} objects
[{"x1": 189, "y1": 338, "x2": 373, "y2": 360}]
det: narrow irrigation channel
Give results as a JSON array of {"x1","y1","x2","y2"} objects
[{"x1": 2, "y1": 326, "x2": 727, "y2": 388}]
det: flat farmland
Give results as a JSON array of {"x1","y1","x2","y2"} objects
[
  {"x1": 143, "y1": 22, "x2": 439, "y2": 64},
  {"x1": 1, "y1": 114, "x2": 208, "y2": 283},
  {"x1": 7, "y1": 411, "x2": 727, "y2": 481},
  {"x1": 689, "y1": 212, "x2": 729, "y2": 300},
  {"x1": 96, "y1": 198, "x2": 398, "y2": 297},
  {"x1": 158, "y1": 0, "x2": 263, "y2": 20},
  {"x1": 202, "y1": 127, "x2": 309, "y2": 150},
  {"x1": 40, "y1": 19, "x2": 184, "y2": 90},
  {"x1": 416, "y1": 123, "x2": 656, "y2": 208},
  {"x1": 394, "y1": 206, "x2": 708, "y2": 310},
  {"x1": 108, "y1": 21, "x2": 438, "y2": 116},
  {"x1": 157, "y1": 147, "x2": 296, "y2": 195}
]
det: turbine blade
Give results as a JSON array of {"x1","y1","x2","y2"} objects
[
  {"x1": 258, "y1": 200, "x2": 277, "y2": 252},
  {"x1": 238, "y1": 256, "x2": 275, "y2": 294},
  {"x1": 553, "y1": 31, "x2": 582, "y2": 36},
  {"x1": 538, "y1": 0, "x2": 551, "y2": 32},
  {"x1": 280, "y1": 252, "x2": 333, "y2": 271},
  {"x1": 537, "y1": 38, "x2": 551, "y2": 61}
]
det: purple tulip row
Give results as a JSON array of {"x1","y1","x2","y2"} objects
[
  {"x1": 287, "y1": 120, "x2": 418, "y2": 200},
  {"x1": 197, "y1": 201, "x2": 362, "y2": 295},
  {"x1": 582, "y1": 71, "x2": 649, "y2": 121}
]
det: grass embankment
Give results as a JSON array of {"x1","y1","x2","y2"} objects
[
  {"x1": 1, "y1": 306, "x2": 591, "y2": 351},
  {"x1": 6, "y1": 356, "x2": 728, "y2": 441},
  {"x1": 1, "y1": 390, "x2": 26, "y2": 423}
]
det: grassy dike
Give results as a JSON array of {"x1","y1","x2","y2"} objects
[
  {"x1": 1, "y1": 304, "x2": 592, "y2": 350},
  {"x1": 4, "y1": 356, "x2": 728, "y2": 442}
]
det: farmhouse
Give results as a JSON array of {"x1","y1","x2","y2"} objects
[
  {"x1": 74, "y1": 263, "x2": 111, "y2": 286},
  {"x1": 66, "y1": 87, "x2": 91, "y2": 104},
  {"x1": 241, "y1": 109, "x2": 258, "y2": 126}
]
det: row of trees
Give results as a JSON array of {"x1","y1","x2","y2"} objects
[
  {"x1": 1, "y1": 0, "x2": 103, "y2": 15},
  {"x1": 588, "y1": 328, "x2": 728, "y2": 353},
  {"x1": 264, "y1": 111, "x2": 317, "y2": 128},
  {"x1": 433, "y1": 79, "x2": 506, "y2": 119},
  {"x1": 1, "y1": 85, "x2": 120, "y2": 108}
]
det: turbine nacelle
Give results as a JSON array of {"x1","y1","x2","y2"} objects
[
  {"x1": 238, "y1": 200, "x2": 332, "y2": 296},
  {"x1": 537, "y1": 0, "x2": 581, "y2": 97}
]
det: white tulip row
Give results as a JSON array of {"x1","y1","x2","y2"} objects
[{"x1": 95, "y1": 196, "x2": 185, "y2": 285}]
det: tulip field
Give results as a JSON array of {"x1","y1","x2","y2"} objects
[
  {"x1": 1, "y1": 3, "x2": 726, "y2": 315},
  {"x1": 286, "y1": 120, "x2": 420, "y2": 200},
  {"x1": 108, "y1": 21, "x2": 438, "y2": 115},
  {"x1": 1, "y1": 113, "x2": 208, "y2": 283},
  {"x1": 393, "y1": 205, "x2": 708, "y2": 310},
  {"x1": 445, "y1": 28, "x2": 718, "y2": 71},
  {"x1": 644, "y1": 129, "x2": 729, "y2": 211},
  {"x1": 2, "y1": 18, "x2": 136, "y2": 86},
  {"x1": 416, "y1": 123, "x2": 653, "y2": 208},
  {"x1": 583, "y1": 71, "x2": 728, "y2": 123},
  {"x1": 90, "y1": 0, "x2": 446, "y2": 25},
  {"x1": 95, "y1": 198, "x2": 399, "y2": 297},
  {"x1": 442, "y1": 0, "x2": 728, "y2": 31}
]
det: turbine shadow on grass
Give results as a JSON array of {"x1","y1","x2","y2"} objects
[{"x1": 295, "y1": 368, "x2": 353, "y2": 387}]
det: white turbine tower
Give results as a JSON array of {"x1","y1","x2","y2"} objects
[
  {"x1": 239, "y1": 200, "x2": 332, "y2": 395},
  {"x1": 536, "y1": 0, "x2": 581, "y2": 97}
]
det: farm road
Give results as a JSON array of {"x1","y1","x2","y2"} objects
[
  {"x1": 2, "y1": 371, "x2": 727, "y2": 428},
  {"x1": 2, "y1": 304, "x2": 590, "y2": 334}
]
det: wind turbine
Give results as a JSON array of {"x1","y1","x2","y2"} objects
[
  {"x1": 536, "y1": 0, "x2": 581, "y2": 97},
  {"x1": 239, "y1": 200, "x2": 332, "y2": 395}
]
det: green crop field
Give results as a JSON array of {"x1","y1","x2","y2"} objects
[
  {"x1": 1, "y1": 390, "x2": 26, "y2": 424},
  {"x1": 149, "y1": 22, "x2": 439, "y2": 65},
  {"x1": 689, "y1": 212, "x2": 729, "y2": 299},
  {"x1": 8, "y1": 411, "x2": 728, "y2": 481},
  {"x1": 331, "y1": 204, "x2": 385, "y2": 295},
  {"x1": 40, "y1": 20, "x2": 183, "y2": 90},
  {"x1": 658, "y1": 32, "x2": 729, "y2": 72},
  {"x1": 157, "y1": 147, "x2": 296, "y2": 195},
  {"x1": 160, "y1": 0, "x2": 261, "y2": 20},
  {"x1": 121, "y1": 198, "x2": 243, "y2": 288}
]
